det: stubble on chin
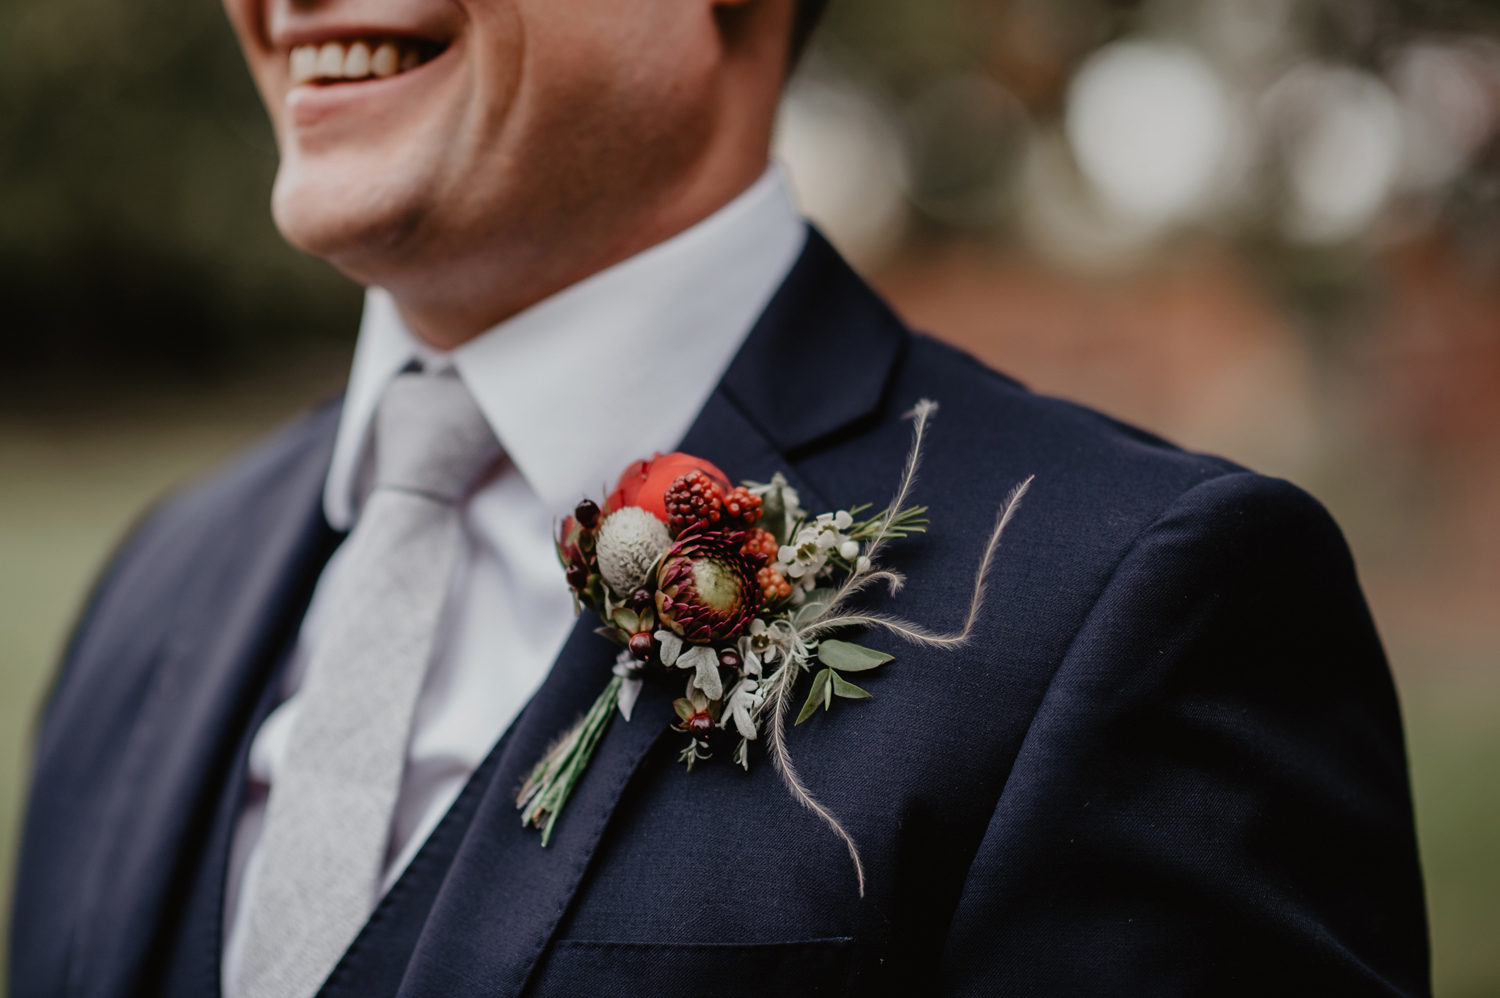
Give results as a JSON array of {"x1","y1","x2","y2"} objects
[{"x1": 268, "y1": 159, "x2": 436, "y2": 285}]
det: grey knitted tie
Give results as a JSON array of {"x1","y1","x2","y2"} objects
[{"x1": 234, "y1": 370, "x2": 502, "y2": 998}]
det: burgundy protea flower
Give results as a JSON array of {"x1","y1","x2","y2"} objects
[{"x1": 654, "y1": 525, "x2": 762, "y2": 643}]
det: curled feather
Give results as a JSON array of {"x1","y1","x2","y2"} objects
[{"x1": 755, "y1": 401, "x2": 1033, "y2": 897}]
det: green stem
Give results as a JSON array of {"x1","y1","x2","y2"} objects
[{"x1": 518, "y1": 675, "x2": 624, "y2": 845}]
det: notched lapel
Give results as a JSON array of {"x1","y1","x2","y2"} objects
[
  {"x1": 397, "y1": 232, "x2": 908, "y2": 995},
  {"x1": 393, "y1": 615, "x2": 675, "y2": 997},
  {"x1": 396, "y1": 396, "x2": 832, "y2": 998},
  {"x1": 387, "y1": 399, "x2": 772, "y2": 997},
  {"x1": 70, "y1": 407, "x2": 342, "y2": 998}
]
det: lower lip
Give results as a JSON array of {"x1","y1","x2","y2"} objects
[{"x1": 285, "y1": 43, "x2": 456, "y2": 129}]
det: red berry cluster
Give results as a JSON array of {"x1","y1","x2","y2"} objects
[
  {"x1": 665, "y1": 474, "x2": 768, "y2": 537},
  {"x1": 757, "y1": 565, "x2": 792, "y2": 601},
  {"x1": 741, "y1": 527, "x2": 779, "y2": 565},
  {"x1": 560, "y1": 499, "x2": 602, "y2": 601},
  {"x1": 665, "y1": 470, "x2": 726, "y2": 534},
  {"x1": 742, "y1": 527, "x2": 791, "y2": 600},
  {"x1": 723, "y1": 486, "x2": 762, "y2": 525}
]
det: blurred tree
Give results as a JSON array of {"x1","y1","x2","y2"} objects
[
  {"x1": 0, "y1": 0, "x2": 1495, "y2": 389},
  {"x1": 0, "y1": 0, "x2": 359, "y2": 396}
]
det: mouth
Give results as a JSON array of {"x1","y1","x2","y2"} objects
[{"x1": 287, "y1": 37, "x2": 448, "y2": 88}]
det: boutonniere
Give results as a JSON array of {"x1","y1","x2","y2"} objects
[{"x1": 518, "y1": 401, "x2": 1032, "y2": 893}]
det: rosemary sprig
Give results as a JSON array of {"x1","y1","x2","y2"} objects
[{"x1": 517, "y1": 675, "x2": 623, "y2": 845}]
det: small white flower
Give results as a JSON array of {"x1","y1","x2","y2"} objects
[
  {"x1": 740, "y1": 618, "x2": 779, "y2": 674},
  {"x1": 834, "y1": 510, "x2": 853, "y2": 530},
  {"x1": 839, "y1": 540, "x2": 860, "y2": 560},
  {"x1": 856, "y1": 555, "x2": 872, "y2": 573}
]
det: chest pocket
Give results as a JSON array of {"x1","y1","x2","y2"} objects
[{"x1": 527, "y1": 937, "x2": 857, "y2": 997}]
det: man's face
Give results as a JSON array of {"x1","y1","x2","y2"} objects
[{"x1": 222, "y1": 0, "x2": 724, "y2": 287}]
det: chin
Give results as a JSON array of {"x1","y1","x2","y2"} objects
[{"x1": 270, "y1": 163, "x2": 430, "y2": 278}]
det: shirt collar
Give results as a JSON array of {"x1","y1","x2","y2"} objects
[{"x1": 324, "y1": 164, "x2": 808, "y2": 529}]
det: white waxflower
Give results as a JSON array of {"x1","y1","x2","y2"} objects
[
  {"x1": 738, "y1": 618, "x2": 780, "y2": 676},
  {"x1": 777, "y1": 521, "x2": 836, "y2": 582},
  {"x1": 595, "y1": 507, "x2": 671, "y2": 595}
]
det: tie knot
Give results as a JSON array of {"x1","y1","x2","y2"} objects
[{"x1": 370, "y1": 371, "x2": 502, "y2": 503}]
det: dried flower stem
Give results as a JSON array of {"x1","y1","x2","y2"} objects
[
  {"x1": 518, "y1": 675, "x2": 623, "y2": 845},
  {"x1": 758, "y1": 401, "x2": 1033, "y2": 896},
  {"x1": 800, "y1": 475, "x2": 1033, "y2": 647},
  {"x1": 765, "y1": 658, "x2": 868, "y2": 896}
]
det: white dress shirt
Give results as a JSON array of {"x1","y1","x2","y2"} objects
[{"x1": 221, "y1": 165, "x2": 807, "y2": 992}]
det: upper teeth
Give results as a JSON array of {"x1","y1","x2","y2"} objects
[{"x1": 289, "y1": 40, "x2": 428, "y2": 85}]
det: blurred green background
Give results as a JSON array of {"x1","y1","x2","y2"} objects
[{"x1": 3, "y1": 0, "x2": 1498, "y2": 993}]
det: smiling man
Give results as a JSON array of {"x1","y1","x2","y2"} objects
[{"x1": 10, "y1": 1, "x2": 1429, "y2": 996}]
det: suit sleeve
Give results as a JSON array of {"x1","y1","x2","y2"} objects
[{"x1": 936, "y1": 472, "x2": 1430, "y2": 996}]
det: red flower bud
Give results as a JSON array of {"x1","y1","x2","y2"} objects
[
  {"x1": 574, "y1": 499, "x2": 601, "y2": 530},
  {"x1": 607, "y1": 452, "x2": 729, "y2": 523},
  {"x1": 628, "y1": 631, "x2": 655, "y2": 661}
]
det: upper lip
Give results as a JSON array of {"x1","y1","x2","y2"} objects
[{"x1": 269, "y1": 22, "x2": 451, "y2": 51}]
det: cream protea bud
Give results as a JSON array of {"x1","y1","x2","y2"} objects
[
  {"x1": 655, "y1": 526, "x2": 762, "y2": 643},
  {"x1": 596, "y1": 507, "x2": 672, "y2": 596}
]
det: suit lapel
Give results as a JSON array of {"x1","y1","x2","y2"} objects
[
  {"x1": 73, "y1": 407, "x2": 342, "y2": 998},
  {"x1": 396, "y1": 228, "x2": 909, "y2": 995}
]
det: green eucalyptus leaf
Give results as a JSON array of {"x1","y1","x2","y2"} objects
[
  {"x1": 818, "y1": 639, "x2": 894, "y2": 673},
  {"x1": 795, "y1": 668, "x2": 833, "y2": 725},
  {"x1": 830, "y1": 673, "x2": 872, "y2": 699},
  {"x1": 761, "y1": 485, "x2": 789, "y2": 545},
  {"x1": 594, "y1": 626, "x2": 628, "y2": 647}
]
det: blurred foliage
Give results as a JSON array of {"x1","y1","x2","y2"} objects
[
  {"x1": 0, "y1": 0, "x2": 359, "y2": 395},
  {"x1": 2, "y1": 0, "x2": 1497, "y2": 388},
  {"x1": 796, "y1": 0, "x2": 1500, "y2": 371}
]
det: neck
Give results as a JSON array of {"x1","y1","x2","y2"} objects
[{"x1": 389, "y1": 151, "x2": 771, "y2": 351}]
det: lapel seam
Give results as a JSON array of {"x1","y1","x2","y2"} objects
[
  {"x1": 513, "y1": 717, "x2": 669, "y2": 997},
  {"x1": 715, "y1": 386, "x2": 837, "y2": 515}
]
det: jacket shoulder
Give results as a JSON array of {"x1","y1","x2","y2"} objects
[
  {"x1": 903, "y1": 330, "x2": 1245, "y2": 498},
  {"x1": 44, "y1": 398, "x2": 342, "y2": 719},
  {"x1": 807, "y1": 329, "x2": 1358, "y2": 708}
]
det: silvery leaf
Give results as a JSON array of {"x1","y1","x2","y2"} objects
[{"x1": 677, "y1": 645, "x2": 723, "y2": 700}]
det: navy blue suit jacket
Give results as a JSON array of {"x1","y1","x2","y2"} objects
[{"x1": 11, "y1": 232, "x2": 1428, "y2": 996}]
